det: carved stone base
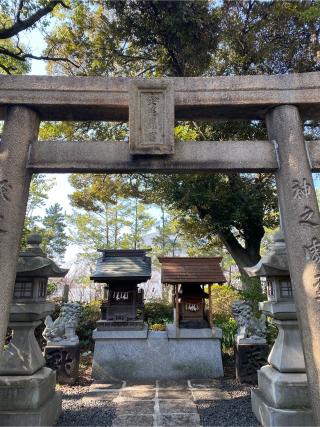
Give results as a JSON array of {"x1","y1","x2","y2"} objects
[
  {"x1": 44, "y1": 344, "x2": 80, "y2": 385},
  {"x1": 0, "y1": 321, "x2": 45, "y2": 375},
  {"x1": 251, "y1": 389, "x2": 313, "y2": 427},
  {"x1": 0, "y1": 367, "x2": 62, "y2": 426},
  {"x1": 235, "y1": 343, "x2": 268, "y2": 384}
]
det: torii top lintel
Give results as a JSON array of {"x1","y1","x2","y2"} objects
[{"x1": 0, "y1": 72, "x2": 319, "y2": 121}]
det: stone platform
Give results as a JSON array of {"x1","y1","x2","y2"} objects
[{"x1": 92, "y1": 324, "x2": 223, "y2": 381}]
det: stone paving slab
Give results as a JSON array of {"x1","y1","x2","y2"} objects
[
  {"x1": 84, "y1": 378, "x2": 233, "y2": 426},
  {"x1": 112, "y1": 414, "x2": 154, "y2": 426},
  {"x1": 157, "y1": 379, "x2": 189, "y2": 389},
  {"x1": 125, "y1": 381, "x2": 156, "y2": 389},
  {"x1": 158, "y1": 413, "x2": 200, "y2": 426},
  {"x1": 115, "y1": 400, "x2": 155, "y2": 415},
  {"x1": 158, "y1": 388, "x2": 193, "y2": 399},
  {"x1": 118, "y1": 389, "x2": 156, "y2": 400},
  {"x1": 158, "y1": 399, "x2": 198, "y2": 414}
]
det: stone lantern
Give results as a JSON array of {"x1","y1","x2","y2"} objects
[
  {"x1": 245, "y1": 231, "x2": 313, "y2": 426},
  {"x1": 0, "y1": 233, "x2": 68, "y2": 426}
]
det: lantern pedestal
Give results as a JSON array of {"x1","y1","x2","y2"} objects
[
  {"x1": 0, "y1": 367, "x2": 62, "y2": 427},
  {"x1": 245, "y1": 232, "x2": 314, "y2": 426},
  {"x1": 0, "y1": 321, "x2": 45, "y2": 375},
  {"x1": 235, "y1": 342, "x2": 268, "y2": 384},
  {"x1": 268, "y1": 320, "x2": 305, "y2": 372},
  {"x1": 0, "y1": 234, "x2": 67, "y2": 427},
  {"x1": 44, "y1": 343, "x2": 80, "y2": 385},
  {"x1": 92, "y1": 324, "x2": 223, "y2": 381}
]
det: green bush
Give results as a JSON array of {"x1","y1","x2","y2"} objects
[
  {"x1": 77, "y1": 300, "x2": 101, "y2": 352},
  {"x1": 266, "y1": 317, "x2": 278, "y2": 347},
  {"x1": 214, "y1": 317, "x2": 237, "y2": 352},
  {"x1": 210, "y1": 284, "x2": 240, "y2": 322},
  {"x1": 144, "y1": 299, "x2": 173, "y2": 327}
]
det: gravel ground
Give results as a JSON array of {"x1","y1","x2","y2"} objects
[
  {"x1": 55, "y1": 361, "x2": 116, "y2": 427},
  {"x1": 196, "y1": 360, "x2": 260, "y2": 427}
]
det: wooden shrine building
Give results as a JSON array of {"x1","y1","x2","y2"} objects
[
  {"x1": 159, "y1": 257, "x2": 226, "y2": 328},
  {"x1": 91, "y1": 249, "x2": 151, "y2": 330}
]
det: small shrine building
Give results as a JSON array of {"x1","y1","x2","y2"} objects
[
  {"x1": 90, "y1": 249, "x2": 151, "y2": 330},
  {"x1": 158, "y1": 257, "x2": 226, "y2": 329}
]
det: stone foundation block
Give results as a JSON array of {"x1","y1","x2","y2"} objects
[
  {"x1": 0, "y1": 388, "x2": 62, "y2": 427},
  {"x1": 0, "y1": 367, "x2": 56, "y2": 411},
  {"x1": 257, "y1": 365, "x2": 310, "y2": 409},
  {"x1": 92, "y1": 325, "x2": 223, "y2": 381},
  {"x1": 0, "y1": 367, "x2": 61, "y2": 426},
  {"x1": 251, "y1": 388, "x2": 313, "y2": 427}
]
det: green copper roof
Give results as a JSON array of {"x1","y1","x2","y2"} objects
[{"x1": 91, "y1": 249, "x2": 152, "y2": 282}]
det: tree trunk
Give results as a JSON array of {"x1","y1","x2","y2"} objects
[{"x1": 218, "y1": 230, "x2": 261, "y2": 280}]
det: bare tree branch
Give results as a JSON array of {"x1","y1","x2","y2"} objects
[
  {"x1": 0, "y1": 0, "x2": 69, "y2": 39},
  {"x1": 0, "y1": 46, "x2": 80, "y2": 68},
  {"x1": 16, "y1": 0, "x2": 25, "y2": 23}
]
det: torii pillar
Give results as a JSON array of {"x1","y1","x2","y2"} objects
[
  {"x1": 0, "y1": 106, "x2": 39, "y2": 354},
  {"x1": 267, "y1": 105, "x2": 320, "y2": 425}
]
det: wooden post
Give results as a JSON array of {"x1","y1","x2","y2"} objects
[
  {"x1": 267, "y1": 105, "x2": 320, "y2": 425},
  {"x1": 208, "y1": 284, "x2": 213, "y2": 328},
  {"x1": 175, "y1": 284, "x2": 180, "y2": 330}
]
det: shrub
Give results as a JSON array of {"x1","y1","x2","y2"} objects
[
  {"x1": 214, "y1": 317, "x2": 237, "y2": 352},
  {"x1": 144, "y1": 299, "x2": 173, "y2": 327},
  {"x1": 210, "y1": 284, "x2": 240, "y2": 322},
  {"x1": 77, "y1": 300, "x2": 101, "y2": 352},
  {"x1": 266, "y1": 317, "x2": 278, "y2": 347}
]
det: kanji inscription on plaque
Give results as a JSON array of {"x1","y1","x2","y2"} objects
[{"x1": 129, "y1": 80, "x2": 174, "y2": 155}]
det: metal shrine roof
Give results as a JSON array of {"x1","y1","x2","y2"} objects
[
  {"x1": 90, "y1": 249, "x2": 152, "y2": 282},
  {"x1": 158, "y1": 257, "x2": 226, "y2": 285}
]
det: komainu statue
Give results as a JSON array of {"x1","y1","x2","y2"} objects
[
  {"x1": 232, "y1": 300, "x2": 266, "y2": 344},
  {"x1": 43, "y1": 302, "x2": 81, "y2": 346}
]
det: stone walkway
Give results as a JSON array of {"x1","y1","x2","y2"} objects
[{"x1": 84, "y1": 379, "x2": 229, "y2": 426}]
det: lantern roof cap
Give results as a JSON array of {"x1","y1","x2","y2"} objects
[
  {"x1": 245, "y1": 231, "x2": 289, "y2": 277},
  {"x1": 16, "y1": 233, "x2": 68, "y2": 278}
]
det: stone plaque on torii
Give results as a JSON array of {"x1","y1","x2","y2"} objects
[{"x1": 1, "y1": 73, "x2": 320, "y2": 423}]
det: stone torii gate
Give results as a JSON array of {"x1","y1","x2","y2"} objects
[{"x1": 1, "y1": 72, "x2": 320, "y2": 423}]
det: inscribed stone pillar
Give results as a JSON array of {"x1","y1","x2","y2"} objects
[
  {"x1": 0, "y1": 106, "x2": 39, "y2": 354},
  {"x1": 266, "y1": 105, "x2": 320, "y2": 425}
]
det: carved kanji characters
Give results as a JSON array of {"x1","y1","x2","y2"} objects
[
  {"x1": 292, "y1": 178, "x2": 312, "y2": 200},
  {"x1": 299, "y1": 206, "x2": 319, "y2": 227},
  {"x1": 305, "y1": 237, "x2": 320, "y2": 264}
]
